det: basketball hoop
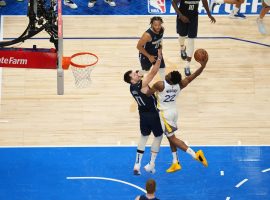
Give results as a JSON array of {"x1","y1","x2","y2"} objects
[{"x1": 62, "y1": 52, "x2": 98, "y2": 88}]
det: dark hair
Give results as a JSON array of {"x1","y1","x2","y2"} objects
[
  {"x1": 124, "y1": 70, "x2": 132, "y2": 84},
  {"x1": 146, "y1": 179, "x2": 156, "y2": 194},
  {"x1": 170, "y1": 71, "x2": 182, "y2": 84},
  {"x1": 150, "y1": 16, "x2": 163, "y2": 25}
]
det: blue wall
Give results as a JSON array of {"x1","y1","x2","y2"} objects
[{"x1": 0, "y1": 0, "x2": 265, "y2": 15}]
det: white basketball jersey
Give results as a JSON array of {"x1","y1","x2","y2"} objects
[{"x1": 157, "y1": 80, "x2": 181, "y2": 110}]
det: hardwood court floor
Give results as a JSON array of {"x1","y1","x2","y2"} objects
[{"x1": 0, "y1": 15, "x2": 270, "y2": 146}]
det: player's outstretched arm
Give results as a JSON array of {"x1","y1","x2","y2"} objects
[
  {"x1": 180, "y1": 56, "x2": 208, "y2": 89},
  {"x1": 142, "y1": 49, "x2": 162, "y2": 88}
]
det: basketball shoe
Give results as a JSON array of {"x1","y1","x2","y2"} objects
[
  {"x1": 144, "y1": 162, "x2": 156, "y2": 174},
  {"x1": 180, "y1": 46, "x2": 187, "y2": 60},
  {"x1": 88, "y1": 0, "x2": 96, "y2": 7},
  {"x1": 195, "y1": 150, "x2": 208, "y2": 167},
  {"x1": 166, "y1": 162, "x2": 181, "y2": 173},
  {"x1": 256, "y1": 18, "x2": 267, "y2": 35},
  {"x1": 64, "y1": 0, "x2": 78, "y2": 9},
  {"x1": 133, "y1": 163, "x2": 141, "y2": 175},
  {"x1": 184, "y1": 67, "x2": 191, "y2": 77},
  {"x1": 229, "y1": 10, "x2": 246, "y2": 19},
  {"x1": 104, "y1": 0, "x2": 116, "y2": 6}
]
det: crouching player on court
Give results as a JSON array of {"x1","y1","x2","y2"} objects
[{"x1": 151, "y1": 53, "x2": 209, "y2": 172}]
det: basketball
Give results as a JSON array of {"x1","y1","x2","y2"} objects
[{"x1": 194, "y1": 49, "x2": 208, "y2": 62}]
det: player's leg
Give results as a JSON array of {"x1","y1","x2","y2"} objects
[
  {"x1": 210, "y1": 0, "x2": 237, "y2": 11},
  {"x1": 177, "y1": 16, "x2": 188, "y2": 61},
  {"x1": 133, "y1": 113, "x2": 151, "y2": 175},
  {"x1": 167, "y1": 135, "x2": 208, "y2": 167},
  {"x1": 144, "y1": 112, "x2": 164, "y2": 174},
  {"x1": 159, "y1": 109, "x2": 181, "y2": 172},
  {"x1": 185, "y1": 16, "x2": 198, "y2": 77},
  {"x1": 134, "y1": 135, "x2": 149, "y2": 175},
  {"x1": 257, "y1": 1, "x2": 270, "y2": 34},
  {"x1": 260, "y1": 0, "x2": 270, "y2": 19},
  {"x1": 229, "y1": 0, "x2": 246, "y2": 19},
  {"x1": 210, "y1": 0, "x2": 246, "y2": 19},
  {"x1": 166, "y1": 139, "x2": 182, "y2": 173}
]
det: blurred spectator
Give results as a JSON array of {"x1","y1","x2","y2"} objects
[
  {"x1": 88, "y1": 0, "x2": 116, "y2": 8},
  {"x1": 64, "y1": 0, "x2": 78, "y2": 9}
]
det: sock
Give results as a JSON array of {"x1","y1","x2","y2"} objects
[
  {"x1": 178, "y1": 36, "x2": 185, "y2": 49},
  {"x1": 186, "y1": 147, "x2": 196, "y2": 159},
  {"x1": 185, "y1": 60, "x2": 190, "y2": 68},
  {"x1": 233, "y1": 7, "x2": 239, "y2": 14},
  {"x1": 172, "y1": 151, "x2": 179, "y2": 164},
  {"x1": 186, "y1": 38, "x2": 194, "y2": 58},
  {"x1": 135, "y1": 150, "x2": 144, "y2": 166},
  {"x1": 150, "y1": 152, "x2": 157, "y2": 165}
]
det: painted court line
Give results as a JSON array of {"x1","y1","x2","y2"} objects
[
  {"x1": 261, "y1": 168, "x2": 270, "y2": 173},
  {"x1": 66, "y1": 176, "x2": 146, "y2": 193},
  {"x1": 2, "y1": 36, "x2": 270, "y2": 47},
  {"x1": 235, "y1": 178, "x2": 248, "y2": 188}
]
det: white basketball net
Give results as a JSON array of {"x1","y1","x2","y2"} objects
[{"x1": 70, "y1": 53, "x2": 97, "y2": 88}]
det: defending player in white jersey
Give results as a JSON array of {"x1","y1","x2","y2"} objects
[{"x1": 151, "y1": 53, "x2": 209, "y2": 173}]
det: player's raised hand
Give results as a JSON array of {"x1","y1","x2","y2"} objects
[
  {"x1": 148, "y1": 55, "x2": 156, "y2": 63},
  {"x1": 199, "y1": 55, "x2": 208, "y2": 68}
]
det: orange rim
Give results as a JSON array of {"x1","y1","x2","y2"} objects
[
  {"x1": 62, "y1": 57, "x2": 71, "y2": 70},
  {"x1": 70, "y1": 52, "x2": 98, "y2": 68}
]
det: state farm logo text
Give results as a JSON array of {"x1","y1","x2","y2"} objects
[{"x1": 0, "y1": 57, "x2": 28, "y2": 65}]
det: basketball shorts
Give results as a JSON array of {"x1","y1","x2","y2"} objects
[
  {"x1": 264, "y1": 0, "x2": 270, "y2": 6},
  {"x1": 139, "y1": 54, "x2": 165, "y2": 71},
  {"x1": 176, "y1": 15, "x2": 198, "y2": 38},
  {"x1": 159, "y1": 109, "x2": 178, "y2": 137},
  {"x1": 139, "y1": 111, "x2": 163, "y2": 137}
]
